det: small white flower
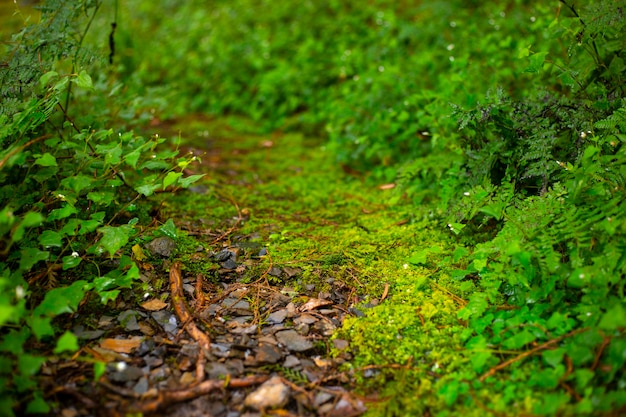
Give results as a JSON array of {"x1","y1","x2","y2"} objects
[
  {"x1": 446, "y1": 44, "x2": 455, "y2": 51},
  {"x1": 463, "y1": 191, "x2": 470, "y2": 196},
  {"x1": 115, "y1": 361, "x2": 127, "y2": 372},
  {"x1": 403, "y1": 264, "x2": 408, "y2": 269},
  {"x1": 71, "y1": 251, "x2": 79, "y2": 258},
  {"x1": 15, "y1": 286, "x2": 25, "y2": 299},
  {"x1": 580, "y1": 131, "x2": 587, "y2": 138},
  {"x1": 378, "y1": 66, "x2": 385, "y2": 72},
  {"x1": 57, "y1": 194, "x2": 66, "y2": 200}
]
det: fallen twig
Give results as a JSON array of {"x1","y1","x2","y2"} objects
[
  {"x1": 479, "y1": 328, "x2": 590, "y2": 382},
  {"x1": 169, "y1": 262, "x2": 211, "y2": 382},
  {"x1": 132, "y1": 375, "x2": 270, "y2": 414}
]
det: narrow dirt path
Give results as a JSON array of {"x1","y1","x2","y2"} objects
[{"x1": 45, "y1": 116, "x2": 465, "y2": 416}]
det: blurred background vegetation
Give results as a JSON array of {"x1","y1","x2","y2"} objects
[{"x1": 1, "y1": 0, "x2": 625, "y2": 415}]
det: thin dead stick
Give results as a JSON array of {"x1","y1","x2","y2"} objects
[
  {"x1": 132, "y1": 375, "x2": 270, "y2": 414},
  {"x1": 169, "y1": 262, "x2": 210, "y2": 382},
  {"x1": 479, "y1": 328, "x2": 590, "y2": 382}
]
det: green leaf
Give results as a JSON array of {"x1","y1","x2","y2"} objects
[
  {"x1": 18, "y1": 354, "x2": 46, "y2": 376},
  {"x1": 34, "y1": 153, "x2": 57, "y2": 167},
  {"x1": 97, "y1": 289, "x2": 120, "y2": 304},
  {"x1": 60, "y1": 175, "x2": 94, "y2": 194},
  {"x1": 75, "y1": 70, "x2": 93, "y2": 90},
  {"x1": 25, "y1": 392, "x2": 50, "y2": 414},
  {"x1": 87, "y1": 191, "x2": 115, "y2": 204},
  {"x1": 13, "y1": 212, "x2": 44, "y2": 242},
  {"x1": 502, "y1": 329, "x2": 536, "y2": 349},
  {"x1": 0, "y1": 328, "x2": 30, "y2": 354},
  {"x1": 19, "y1": 248, "x2": 49, "y2": 271},
  {"x1": 458, "y1": 292, "x2": 488, "y2": 320},
  {"x1": 524, "y1": 51, "x2": 548, "y2": 73},
  {"x1": 54, "y1": 331, "x2": 79, "y2": 354},
  {"x1": 48, "y1": 204, "x2": 77, "y2": 221},
  {"x1": 159, "y1": 218, "x2": 178, "y2": 239},
  {"x1": 38, "y1": 230, "x2": 63, "y2": 248},
  {"x1": 94, "y1": 361, "x2": 106, "y2": 381},
  {"x1": 408, "y1": 251, "x2": 428, "y2": 265},
  {"x1": 542, "y1": 348, "x2": 565, "y2": 368},
  {"x1": 62, "y1": 254, "x2": 82, "y2": 270},
  {"x1": 124, "y1": 149, "x2": 142, "y2": 168},
  {"x1": 28, "y1": 315, "x2": 54, "y2": 340},
  {"x1": 598, "y1": 303, "x2": 626, "y2": 330},
  {"x1": 178, "y1": 174, "x2": 205, "y2": 188},
  {"x1": 39, "y1": 71, "x2": 58, "y2": 88},
  {"x1": 97, "y1": 224, "x2": 134, "y2": 258},
  {"x1": 33, "y1": 280, "x2": 89, "y2": 317},
  {"x1": 163, "y1": 171, "x2": 182, "y2": 189},
  {"x1": 135, "y1": 183, "x2": 160, "y2": 197}
]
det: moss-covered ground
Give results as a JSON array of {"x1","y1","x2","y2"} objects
[{"x1": 156, "y1": 116, "x2": 477, "y2": 416}]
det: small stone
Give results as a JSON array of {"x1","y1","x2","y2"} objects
[
  {"x1": 283, "y1": 355, "x2": 300, "y2": 368},
  {"x1": 267, "y1": 309, "x2": 287, "y2": 324},
  {"x1": 255, "y1": 344, "x2": 283, "y2": 364},
  {"x1": 133, "y1": 377, "x2": 149, "y2": 395},
  {"x1": 108, "y1": 365, "x2": 144, "y2": 382},
  {"x1": 146, "y1": 236, "x2": 177, "y2": 257},
  {"x1": 276, "y1": 330, "x2": 313, "y2": 352},
  {"x1": 215, "y1": 249, "x2": 235, "y2": 262},
  {"x1": 268, "y1": 267, "x2": 282, "y2": 277},
  {"x1": 314, "y1": 391, "x2": 334, "y2": 407},
  {"x1": 222, "y1": 258, "x2": 238, "y2": 270},
  {"x1": 332, "y1": 339, "x2": 349, "y2": 350},
  {"x1": 244, "y1": 376, "x2": 290, "y2": 410},
  {"x1": 118, "y1": 310, "x2": 141, "y2": 331}
]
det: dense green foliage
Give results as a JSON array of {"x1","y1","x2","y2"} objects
[
  {"x1": 1, "y1": 0, "x2": 625, "y2": 415},
  {"x1": 0, "y1": 1, "x2": 201, "y2": 414}
]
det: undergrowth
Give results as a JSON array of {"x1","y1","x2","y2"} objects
[{"x1": 1, "y1": 0, "x2": 625, "y2": 415}]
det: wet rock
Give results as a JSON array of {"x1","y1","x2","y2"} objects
[
  {"x1": 267, "y1": 309, "x2": 287, "y2": 324},
  {"x1": 222, "y1": 258, "x2": 238, "y2": 270},
  {"x1": 137, "y1": 339, "x2": 155, "y2": 356},
  {"x1": 268, "y1": 267, "x2": 282, "y2": 277},
  {"x1": 314, "y1": 391, "x2": 334, "y2": 407},
  {"x1": 146, "y1": 236, "x2": 177, "y2": 257},
  {"x1": 332, "y1": 339, "x2": 349, "y2": 350},
  {"x1": 244, "y1": 376, "x2": 290, "y2": 410},
  {"x1": 133, "y1": 377, "x2": 149, "y2": 395},
  {"x1": 108, "y1": 364, "x2": 144, "y2": 383},
  {"x1": 283, "y1": 266, "x2": 301, "y2": 278},
  {"x1": 118, "y1": 310, "x2": 141, "y2": 331},
  {"x1": 294, "y1": 313, "x2": 316, "y2": 325},
  {"x1": 283, "y1": 355, "x2": 300, "y2": 368},
  {"x1": 223, "y1": 298, "x2": 250, "y2": 310},
  {"x1": 206, "y1": 362, "x2": 230, "y2": 380},
  {"x1": 275, "y1": 330, "x2": 313, "y2": 352},
  {"x1": 72, "y1": 325, "x2": 104, "y2": 340},
  {"x1": 144, "y1": 355, "x2": 163, "y2": 368},
  {"x1": 151, "y1": 310, "x2": 178, "y2": 333},
  {"x1": 255, "y1": 344, "x2": 283, "y2": 364}
]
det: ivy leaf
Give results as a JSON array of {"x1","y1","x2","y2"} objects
[
  {"x1": 54, "y1": 331, "x2": 79, "y2": 354},
  {"x1": 97, "y1": 224, "x2": 134, "y2": 258},
  {"x1": 19, "y1": 248, "x2": 49, "y2": 271},
  {"x1": 159, "y1": 218, "x2": 178, "y2": 239},
  {"x1": 62, "y1": 254, "x2": 82, "y2": 270},
  {"x1": 25, "y1": 393, "x2": 50, "y2": 414},
  {"x1": 27, "y1": 315, "x2": 54, "y2": 341},
  {"x1": 18, "y1": 354, "x2": 46, "y2": 376},
  {"x1": 13, "y1": 212, "x2": 44, "y2": 242},
  {"x1": 178, "y1": 174, "x2": 205, "y2": 188},
  {"x1": 39, "y1": 71, "x2": 58, "y2": 88},
  {"x1": 458, "y1": 292, "x2": 488, "y2": 320},
  {"x1": 38, "y1": 230, "x2": 63, "y2": 248},
  {"x1": 34, "y1": 153, "x2": 57, "y2": 167},
  {"x1": 75, "y1": 70, "x2": 93, "y2": 90},
  {"x1": 163, "y1": 171, "x2": 182, "y2": 190},
  {"x1": 94, "y1": 362, "x2": 106, "y2": 381},
  {"x1": 33, "y1": 280, "x2": 89, "y2": 317},
  {"x1": 48, "y1": 203, "x2": 78, "y2": 221},
  {"x1": 502, "y1": 329, "x2": 536, "y2": 349},
  {"x1": 598, "y1": 303, "x2": 626, "y2": 330},
  {"x1": 524, "y1": 51, "x2": 548, "y2": 73}
]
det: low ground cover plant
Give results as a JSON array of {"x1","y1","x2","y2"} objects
[{"x1": 1, "y1": 0, "x2": 624, "y2": 415}]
